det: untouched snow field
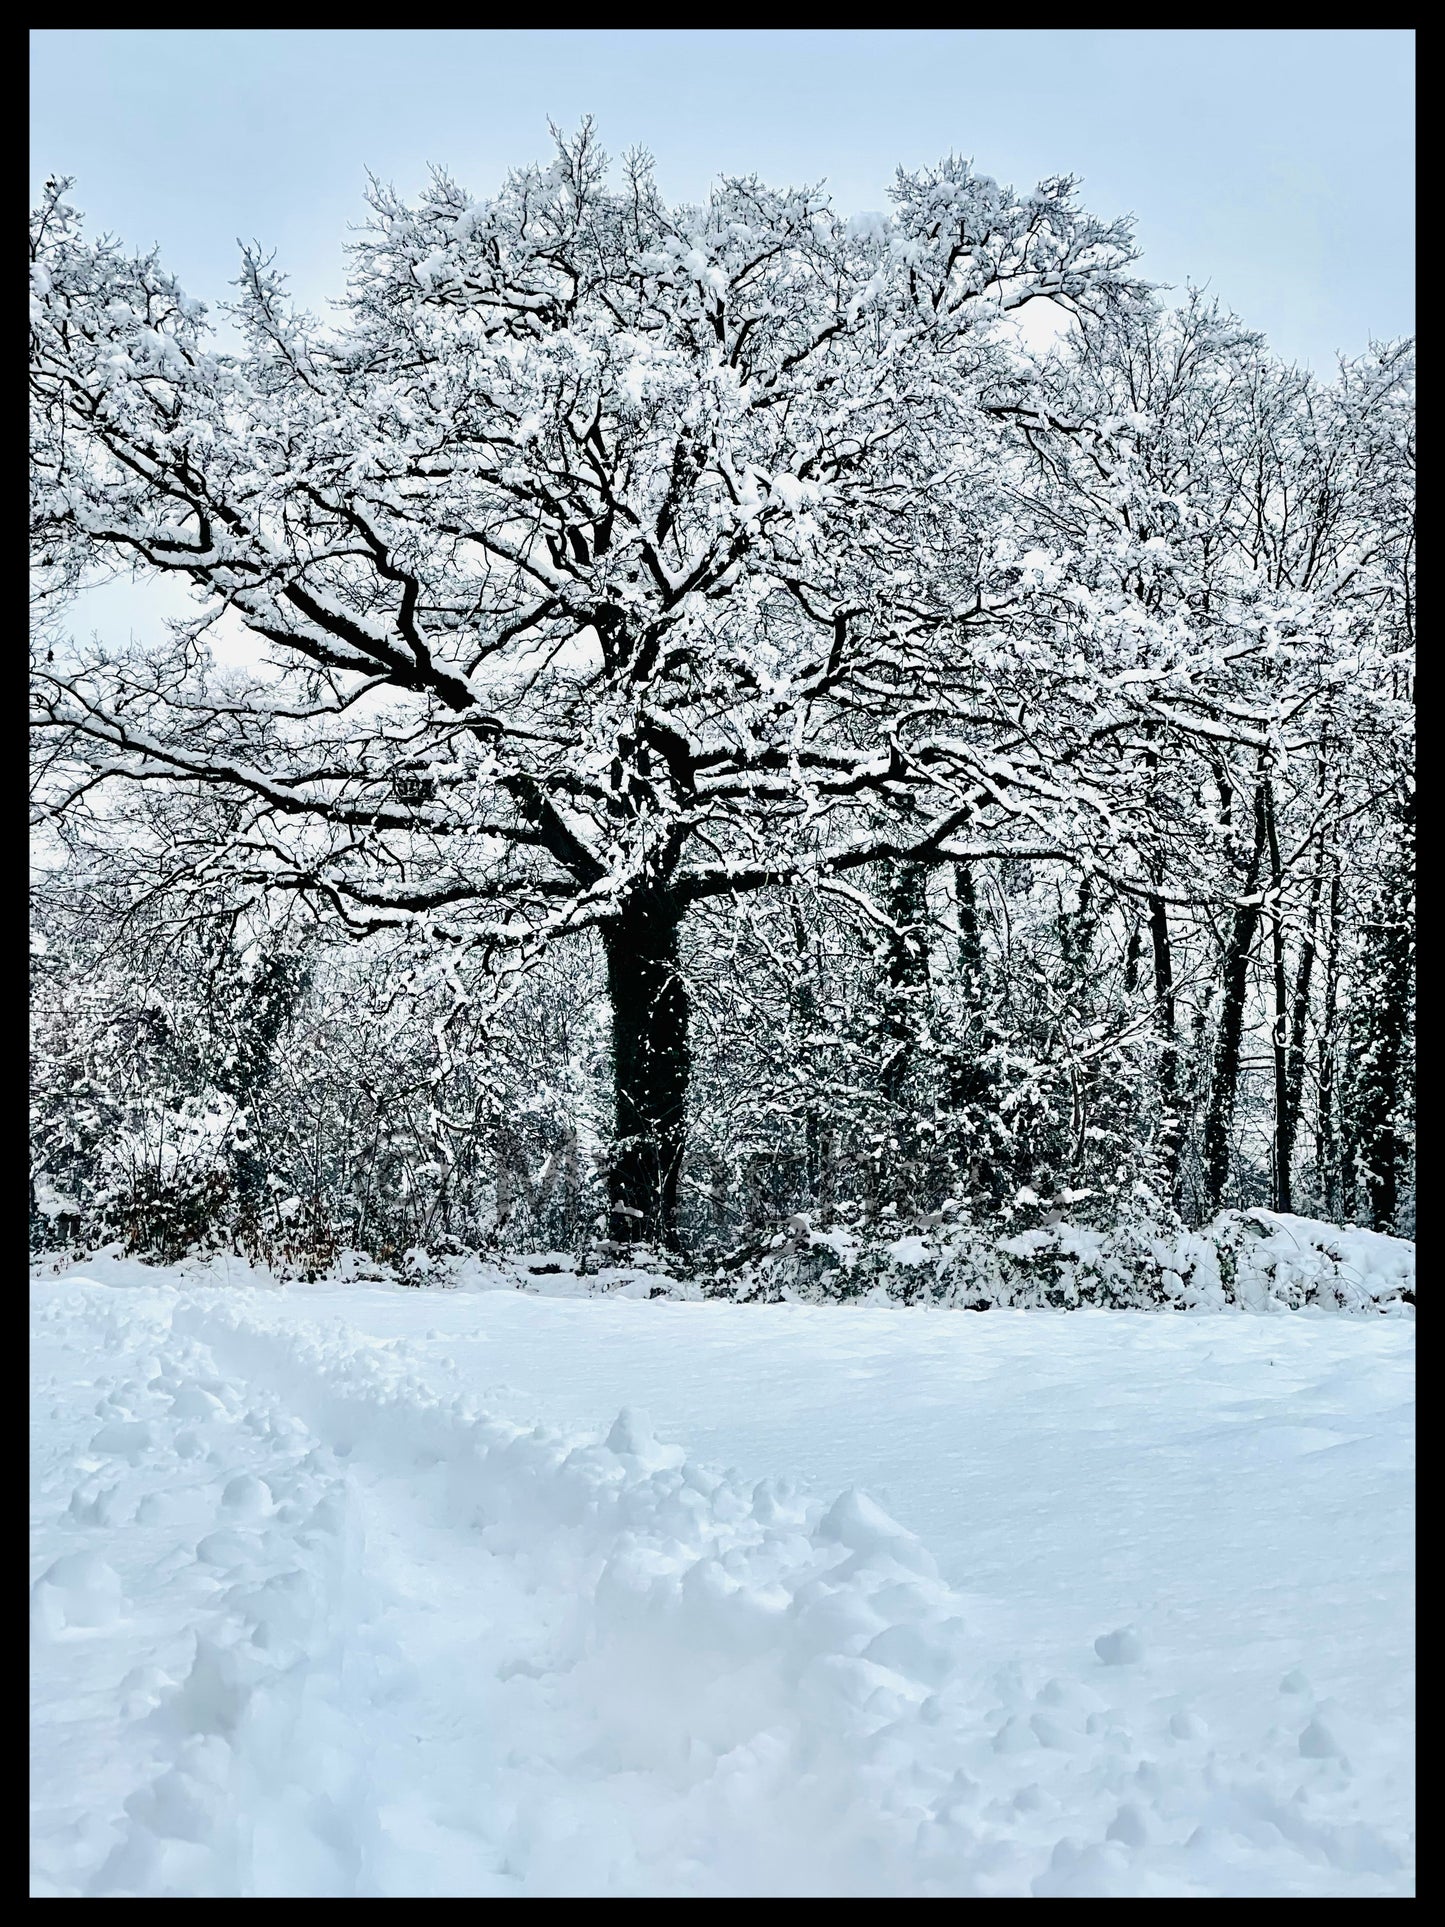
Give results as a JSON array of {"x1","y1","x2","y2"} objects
[{"x1": 31, "y1": 1259, "x2": 1414, "y2": 1897}]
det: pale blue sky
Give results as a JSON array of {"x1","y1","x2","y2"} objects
[{"x1": 32, "y1": 29, "x2": 1412, "y2": 371}]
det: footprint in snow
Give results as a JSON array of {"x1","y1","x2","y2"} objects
[{"x1": 1094, "y1": 1626, "x2": 1145, "y2": 1666}]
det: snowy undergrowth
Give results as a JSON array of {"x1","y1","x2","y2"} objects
[
  {"x1": 273, "y1": 1210, "x2": 1418, "y2": 1312},
  {"x1": 760, "y1": 1210, "x2": 1417, "y2": 1314},
  {"x1": 31, "y1": 1267, "x2": 1413, "y2": 1896},
  {"x1": 34, "y1": 1212, "x2": 1413, "y2": 1315}
]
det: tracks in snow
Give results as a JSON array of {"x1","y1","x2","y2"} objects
[{"x1": 31, "y1": 1280, "x2": 1413, "y2": 1897}]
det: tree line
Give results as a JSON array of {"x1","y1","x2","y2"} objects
[{"x1": 30, "y1": 126, "x2": 1413, "y2": 1263}]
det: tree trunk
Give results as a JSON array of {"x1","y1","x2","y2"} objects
[
  {"x1": 1348, "y1": 786, "x2": 1415, "y2": 1233},
  {"x1": 1316, "y1": 868, "x2": 1342, "y2": 1219},
  {"x1": 879, "y1": 861, "x2": 931, "y2": 1202},
  {"x1": 1123, "y1": 919, "x2": 1144, "y2": 995},
  {"x1": 1280, "y1": 853, "x2": 1323, "y2": 1210},
  {"x1": 602, "y1": 890, "x2": 691, "y2": 1251},
  {"x1": 790, "y1": 902, "x2": 824, "y2": 1208},
  {"x1": 949, "y1": 862, "x2": 991, "y2": 1191},
  {"x1": 1138, "y1": 747, "x2": 1179, "y2": 1202},
  {"x1": 1148, "y1": 893, "x2": 1181, "y2": 1201},
  {"x1": 881, "y1": 863, "x2": 930, "y2": 1107},
  {"x1": 1263, "y1": 776, "x2": 1291, "y2": 1212},
  {"x1": 1203, "y1": 771, "x2": 1268, "y2": 1217}
]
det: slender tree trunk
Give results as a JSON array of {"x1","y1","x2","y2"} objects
[
  {"x1": 1349, "y1": 786, "x2": 1415, "y2": 1232},
  {"x1": 1317, "y1": 868, "x2": 1342, "y2": 1219},
  {"x1": 949, "y1": 862, "x2": 990, "y2": 1191},
  {"x1": 791, "y1": 902, "x2": 823, "y2": 1207},
  {"x1": 1149, "y1": 893, "x2": 1181, "y2": 1200},
  {"x1": 1203, "y1": 771, "x2": 1268, "y2": 1216},
  {"x1": 954, "y1": 862, "x2": 984, "y2": 1005},
  {"x1": 880, "y1": 861, "x2": 931, "y2": 1201},
  {"x1": 1123, "y1": 919, "x2": 1144, "y2": 995},
  {"x1": 1263, "y1": 776, "x2": 1291, "y2": 1212},
  {"x1": 1061, "y1": 877, "x2": 1099, "y2": 1184},
  {"x1": 1280, "y1": 852, "x2": 1323, "y2": 1207},
  {"x1": 881, "y1": 863, "x2": 929, "y2": 1105},
  {"x1": 1137, "y1": 747, "x2": 1179, "y2": 1202},
  {"x1": 602, "y1": 889, "x2": 691, "y2": 1251}
]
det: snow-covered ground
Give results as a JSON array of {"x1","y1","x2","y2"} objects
[{"x1": 31, "y1": 1257, "x2": 1414, "y2": 1897}]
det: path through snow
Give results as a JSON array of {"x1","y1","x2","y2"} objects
[{"x1": 30, "y1": 1267, "x2": 1414, "y2": 1896}]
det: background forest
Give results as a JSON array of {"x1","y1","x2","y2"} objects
[{"x1": 30, "y1": 133, "x2": 1414, "y2": 1287}]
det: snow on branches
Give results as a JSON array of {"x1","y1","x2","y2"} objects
[{"x1": 29, "y1": 130, "x2": 1413, "y2": 1247}]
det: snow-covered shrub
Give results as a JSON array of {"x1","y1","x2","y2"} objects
[{"x1": 702, "y1": 1210, "x2": 1413, "y2": 1314}]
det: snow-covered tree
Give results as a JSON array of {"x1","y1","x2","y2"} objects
[{"x1": 31, "y1": 128, "x2": 1155, "y2": 1247}]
